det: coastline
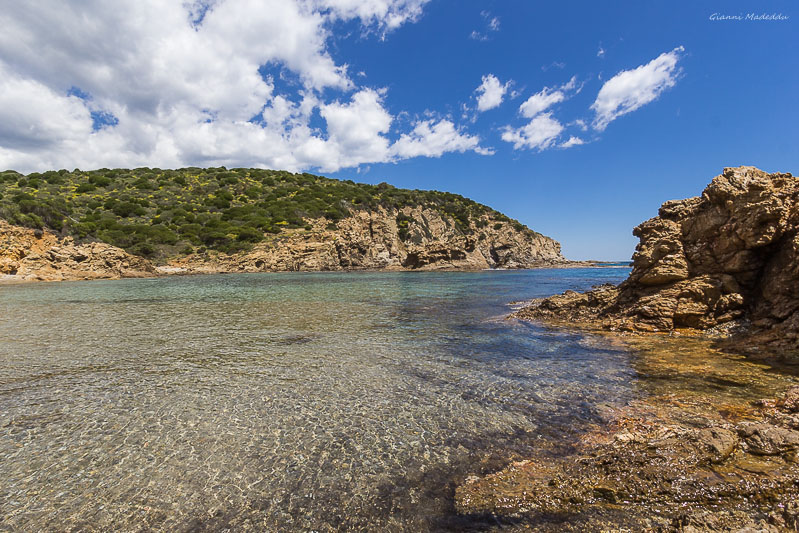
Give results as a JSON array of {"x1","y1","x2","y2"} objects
[
  {"x1": 453, "y1": 167, "x2": 799, "y2": 529},
  {"x1": 0, "y1": 259, "x2": 615, "y2": 285},
  {"x1": 455, "y1": 320, "x2": 799, "y2": 530}
]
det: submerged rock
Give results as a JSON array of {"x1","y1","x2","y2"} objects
[
  {"x1": 514, "y1": 166, "x2": 799, "y2": 356},
  {"x1": 455, "y1": 386, "x2": 799, "y2": 530}
]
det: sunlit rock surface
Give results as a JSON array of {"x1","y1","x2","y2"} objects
[{"x1": 515, "y1": 166, "x2": 798, "y2": 355}]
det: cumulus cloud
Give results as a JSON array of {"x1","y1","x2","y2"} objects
[
  {"x1": 0, "y1": 0, "x2": 488, "y2": 173},
  {"x1": 591, "y1": 46, "x2": 684, "y2": 131},
  {"x1": 475, "y1": 74, "x2": 510, "y2": 112},
  {"x1": 318, "y1": 89, "x2": 393, "y2": 170},
  {"x1": 391, "y1": 119, "x2": 489, "y2": 158},
  {"x1": 519, "y1": 76, "x2": 578, "y2": 118},
  {"x1": 501, "y1": 76, "x2": 582, "y2": 152},
  {"x1": 560, "y1": 136, "x2": 585, "y2": 148},
  {"x1": 0, "y1": 65, "x2": 93, "y2": 151},
  {"x1": 318, "y1": 0, "x2": 430, "y2": 33},
  {"x1": 501, "y1": 113, "x2": 564, "y2": 151}
]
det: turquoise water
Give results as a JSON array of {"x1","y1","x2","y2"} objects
[{"x1": 0, "y1": 268, "x2": 634, "y2": 531}]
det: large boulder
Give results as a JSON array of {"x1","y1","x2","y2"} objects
[{"x1": 515, "y1": 167, "x2": 798, "y2": 353}]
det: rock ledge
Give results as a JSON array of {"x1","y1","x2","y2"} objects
[{"x1": 515, "y1": 166, "x2": 798, "y2": 355}]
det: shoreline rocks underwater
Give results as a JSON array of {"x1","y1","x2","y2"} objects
[
  {"x1": 2, "y1": 165, "x2": 798, "y2": 530},
  {"x1": 461, "y1": 166, "x2": 799, "y2": 530}
]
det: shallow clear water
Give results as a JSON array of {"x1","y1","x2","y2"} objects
[{"x1": 0, "y1": 267, "x2": 780, "y2": 531}]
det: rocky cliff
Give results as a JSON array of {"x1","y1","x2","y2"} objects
[
  {"x1": 0, "y1": 219, "x2": 154, "y2": 281},
  {"x1": 515, "y1": 166, "x2": 798, "y2": 355},
  {"x1": 165, "y1": 205, "x2": 565, "y2": 274},
  {"x1": 0, "y1": 205, "x2": 565, "y2": 281}
]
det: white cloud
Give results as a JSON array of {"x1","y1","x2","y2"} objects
[
  {"x1": 391, "y1": 119, "x2": 489, "y2": 158},
  {"x1": 519, "y1": 88, "x2": 565, "y2": 118},
  {"x1": 591, "y1": 46, "x2": 684, "y2": 131},
  {"x1": 500, "y1": 76, "x2": 584, "y2": 152},
  {"x1": 0, "y1": 65, "x2": 93, "y2": 151},
  {"x1": 501, "y1": 113, "x2": 563, "y2": 151},
  {"x1": 519, "y1": 76, "x2": 578, "y2": 118},
  {"x1": 470, "y1": 10, "x2": 500, "y2": 41},
  {"x1": 318, "y1": 0, "x2": 430, "y2": 33},
  {"x1": 571, "y1": 119, "x2": 588, "y2": 131},
  {"x1": 318, "y1": 88, "x2": 392, "y2": 170},
  {"x1": 475, "y1": 74, "x2": 510, "y2": 112},
  {"x1": 560, "y1": 136, "x2": 585, "y2": 148},
  {"x1": 0, "y1": 0, "x2": 488, "y2": 173}
]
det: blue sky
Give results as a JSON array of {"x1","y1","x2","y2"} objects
[{"x1": 0, "y1": 1, "x2": 796, "y2": 259}]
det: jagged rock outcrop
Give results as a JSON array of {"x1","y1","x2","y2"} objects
[
  {"x1": 165, "y1": 205, "x2": 566, "y2": 273},
  {"x1": 515, "y1": 166, "x2": 798, "y2": 354},
  {"x1": 0, "y1": 220, "x2": 154, "y2": 281},
  {"x1": 2, "y1": 205, "x2": 565, "y2": 281}
]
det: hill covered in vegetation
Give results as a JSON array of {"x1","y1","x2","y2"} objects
[{"x1": 0, "y1": 167, "x2": 538, "y2": 259}]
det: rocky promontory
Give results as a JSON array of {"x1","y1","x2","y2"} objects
[
  {"x1": 0, "y1": 211, "x2": 564, "y2": 281},
  {"x1": 0, "y1": 167, "x2": 568, "y2": 282},
  {"x1": 164, "y1": 204, "x2": 565, "y2": 275},
  {"x1": 515, "y1": 166, "x2": 798, "y2": 356},
  {"x1": 0, "y1": 205, "x2": 567, "y2": 283}
]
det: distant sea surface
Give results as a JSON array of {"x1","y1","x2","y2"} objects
[{"x1": 0, "y1": 267, "x2": 668, "y2": 530}]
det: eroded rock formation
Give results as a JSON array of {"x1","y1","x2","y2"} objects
[
  {"x1": 0, "y1": 219, "x2": 154, "y2": 281},
  {"x1": 1, "y1": 205, "x2": 566, "y2": 282},
  {"x1": 164, "y1": 205, "x2": 565, "y2": 274},
  {"x1": 515, "y1": 166, "x2": 798, "y2": 354}
]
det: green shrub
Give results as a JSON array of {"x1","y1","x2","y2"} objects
[
  {"x1": 0, "y1": 166, "x2": 517, "y2": 257},
  {"x1": 133, "y1": 178, "x2": 154, "y2": 190},
  {"x1": 129, "y1": 242, "x2": 157, "y2": 257},
  {"x1": 235, "y1": 226, "x2": 263, "y2": 242},
  {"x1": 89, "y1": 175, "x2": 112, "y2": 187},
  {"x1": 113, "y1": 201, "x2": 145, "y2": 218},
  {"x1": 396, "y1": 213, "x2": 415, "y2": 241}
]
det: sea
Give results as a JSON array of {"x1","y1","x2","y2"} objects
[{"x1": 0, "y1": 267, "x2": 788, "y2": 531}]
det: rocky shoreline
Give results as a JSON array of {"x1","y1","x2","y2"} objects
[
  {"x1": 456, "y1": 375, "x2": 799, "y2": 531},
  {"x1": 0, "y1": 205, "x2": 576, "y2": 282},
  {"x1": 454, "y1": 166, "x2": 799, "y2": 531},
  {"x1": 515, "y1": 166, "x2": 798, "y2": 359}
]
